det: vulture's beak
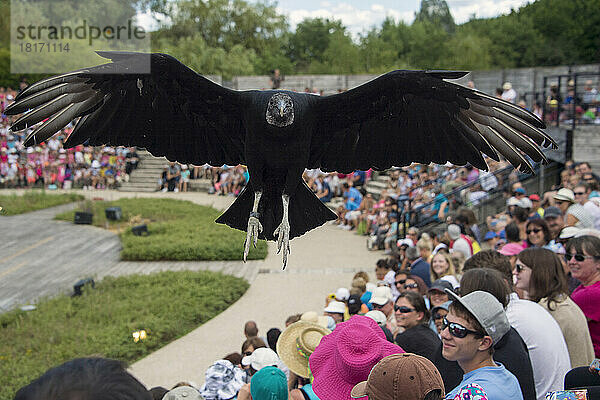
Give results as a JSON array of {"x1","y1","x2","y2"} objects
[{"x1": 279, "y1": 106, "x2": 284, "y2": 117}]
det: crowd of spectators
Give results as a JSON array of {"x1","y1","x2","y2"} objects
[
  {"x1": 15, "y1": 231, "x2": 600, "y2": 400},
  {"x1": 1, "y1": 87, "x2": 138, "y2": 190}
]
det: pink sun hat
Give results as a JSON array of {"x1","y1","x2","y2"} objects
[{"x1": 309, "y1": 315, "x2": 404, "y2": 400}]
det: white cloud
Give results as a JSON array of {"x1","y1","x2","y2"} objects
[
  {"x1": 278, "y1": 2, "x2": 414, "y2": 39},
  {"x1": 448, "y1": 0, "x2": 531, "y2": 23}
]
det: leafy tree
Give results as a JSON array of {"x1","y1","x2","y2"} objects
[
  {"x1": 414, "y1": 0, "x2": 456, "y2": 33},
  {"x1": 287, "y1": 18, "x2": 347, "y2": 71}
]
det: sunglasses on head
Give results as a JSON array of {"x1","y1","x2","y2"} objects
[
  {"x1": 442, "y1": 317, "x2": 484, "y2": 339},
  {"x1": 564, "y1": 253, "x2": 594, "y2": 262},
  {"x1": 394, "y1": 305, "x2": 415, "y2": 313},
  {"x1": 526, "y1": 228, "x2": 542, "y2": 234},
  {"x1": 404, "y1": 283, "x2": 419, "y2": 289},
  {"x1": 395, "y1": 279, "x2": 406, "y2": 286}
]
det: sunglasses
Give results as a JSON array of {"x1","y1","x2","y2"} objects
[
  {"x1": 564, "y1": 253, "x2": 595, "y2": 262},
  {"x1": 442, "y1": 317, "x2": 484, "y2": 339},
  {"x1": 526, "y1": 228, "x2": 542, "y2": 234},
  {"x1": 403, "y1": 283, "x2": 419, "y2": 289},
  {"x1": 433, "y1": 313, "x2": 446, "y2": 321},
  {"x1": 573, "y1": 192, "x2": 586, "y2": 196},
  {"x1": 395, "y1": 279, "x2": 406, "y2": 286},
  {"x1": 394, "y1": 305, "x2": 415, "y2": 313},
  {"x1": 372, "y1": 303, "x2": 386, "y2": 310},
  {"x1": 243, "y1": 351, "x2": 253, "y2": 357}
]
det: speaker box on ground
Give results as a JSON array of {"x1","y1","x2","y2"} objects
[
  {"x1": 74, "y1": 212, "x2": 93, "y2": 224},
  {"x1": 105, "y1": 206, "x2": 122, "y2": 221}
]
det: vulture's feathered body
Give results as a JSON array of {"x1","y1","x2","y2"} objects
[{"x1": 6, "y1": 52, "x2": 556, "y2": 267}]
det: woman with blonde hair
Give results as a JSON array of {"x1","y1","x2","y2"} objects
[{"x1": 430, "y1": 251, "x2": 459, "y2": 288}]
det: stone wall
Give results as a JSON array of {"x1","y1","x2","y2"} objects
[
  {"x1": 572, "y1": 125, "x2": 600, "y2": 171},
  {"x1": 229, "y1": 64, "x2": 600, "y2": 100}
]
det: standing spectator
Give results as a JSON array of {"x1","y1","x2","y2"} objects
[
  {"x1": 567, "y1": 235, "x2": 600, "y2": 357},
  {"x1": 462, "y1": 250, "x2": 571, "y2": 399},
  {"x1": 270, "y1": 69, "x2": 284, "y2": 89},
  {"x1": 441, "y1": 290, "x2": 522, "y2": 399},
  {"x1": 514, "y1": 248, "x2": 595, "y2": 367},
  {"x1": 501, "y1": 82, "x2": 517, "y2": 103},
  {"x1": 350, "y1": 353, "x2": 444, "y2": 400},
  {"x1": 394, "y1": 292, "x2": 440, "y2": 360},
  {"x1": 179, "y1": 164, "x2": 190, "y2": 192}
]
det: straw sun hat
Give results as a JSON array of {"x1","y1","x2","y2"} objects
[{"x1": 276, "y1": 321, "x2": 331, "y2": 379}]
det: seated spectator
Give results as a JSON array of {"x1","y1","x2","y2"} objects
[
  {"x1": 430, "y1": 301, "x2": 451, "y2": 335},
  {"x1": 238, "y1": 348, "x2": 284, "y2": 399},
  {"x1": 278, "y1": 321, "x2": 330, "y2": 399},
  {"x1": 394, "y1": 292, "x2": 440, "y2": 360},
  {"x1": 514, "y1": 248, "x2": 595, "y2": 367},
  {"x1": 566, "y1": 235, "x2": 600, "y2": 357},
  {"x1": 324, "y1": 300, "x2": 346, "y2": 326},
  {"x1": 406, "y1": 246, "x2": 431, "y2": 288},
  {"x1": 309, "y1": 316, "x2": 404, "y2": 400},
  {"x1": 244, "y1": 321, "x2": 259, "y2": 339},
  {"x1": 574, "y1": 182, "x2": 600, "y2": 230},
  {"x1": 164, "y1": 386, "x2": 202, "y2": 400},
  {"x1": 199, "y1": 360, "x2": 246, "y2": 400},
  {"x1": 462, "y1": 250, "x2": 571, "y2": 399},
  {"x1": 448, "y1": 224, "x2": 473, "y2": 260},
  {"x1": 347, "y1": 294, "x2": 364, "y2": 316},
  {"x1": 14, "y1": 357, "x2": 151, "y2": 400},
  {"x1": 427, "y1": 280, "x2": 453, "y2": 311},
  {"x1": 441, "y1": 290, "x2": 522, "y2": 399},
  {"x1": 430, "y1": 252, "x2": 459, "y2": 288},
  {"x1": 554, "y1": 188, "x2": 594, "y2": 228},
  {"x1": 249, "y1": 367, "x2": 287, "y2": 400},
  {"x1": 350, "y1": 353, "x2": 445, "y2": 400},
  {"x1": 369, "y1": 286, "x2": 398, "y2": 336},
  {"x1": 266, "y1": 328, "x2": 281, "y2": 353}
]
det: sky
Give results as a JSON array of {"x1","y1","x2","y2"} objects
[{"x1": 137, "y1": 0, "x2": 533, "y2": 36}]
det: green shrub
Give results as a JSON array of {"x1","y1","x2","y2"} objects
[
  {"x1": 0, "y1": 270, "x2": 249, "y2": 399},
  {"x1": 0, "y1": 191, "x2": 83, "y2": 215},
  {"x1": 55, "y1": 198, "x2": 267, "y2": 261}
]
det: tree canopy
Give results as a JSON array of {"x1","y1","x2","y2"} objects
[{"x1": 1, "y1": 0, "x2": 599, "y2": 86}]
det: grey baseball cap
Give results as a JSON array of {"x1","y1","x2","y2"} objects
[{"x1": 445, "y1": 289, "x2": 510, "y2": 344}]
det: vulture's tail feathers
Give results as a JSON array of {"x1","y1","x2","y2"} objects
[{"x1": 216, "y1": 180, "x2": 337, "y2": 241}]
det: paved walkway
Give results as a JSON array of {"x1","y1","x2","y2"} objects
[{"x1": 0, "y1": 189, "x2": 382, "y2": 388}]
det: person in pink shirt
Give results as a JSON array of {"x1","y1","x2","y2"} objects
[{"x1": 567, "y1": 235, "x2": 600, "y2": 357}]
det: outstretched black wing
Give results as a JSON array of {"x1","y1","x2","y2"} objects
[
  {"x1": 309, "y1": 70, "x2": 556, "y2": 174},
  {"x1": 6, "y1": 52, "x2": 247, "y2": 166}
]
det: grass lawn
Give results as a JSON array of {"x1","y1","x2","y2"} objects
[
  {"x1": 0, "y1": 270, "x2": 249, "y2": 399},
  {"x1": 54, "y1": 197, "x2": 267, "y2": 261},
  {"x1": 0, "y1": 191, "x2": 84, "y2": 215}
]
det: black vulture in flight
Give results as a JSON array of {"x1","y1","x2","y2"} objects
[{"x1": 5, "y1": 52, "x2": 556, "y2": 267}]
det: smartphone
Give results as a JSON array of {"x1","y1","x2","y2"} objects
[
  {"x1": 591, "y1": 358, "x2": 600, "y2": 372},
  {"x1": 545, "y1": 390, "x2": 587, "y2": 400}
]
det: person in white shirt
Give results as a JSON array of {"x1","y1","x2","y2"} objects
[
  {"x1": 573, "y1": 183, "x2": 600, "y2": 230},
  {"x1": 462, "y1": 250, "x2": 572, "y2": 400},
  {"x1": 501, "y1": 82, "x2": 517, "y2": 103}
]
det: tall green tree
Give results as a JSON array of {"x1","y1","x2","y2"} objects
[
  {"x1": 414, "y1": 0, "x2": 456, "y2": 33},
  {"x1": 287, "y1": 17, "x2": 347, "y2": 71}
]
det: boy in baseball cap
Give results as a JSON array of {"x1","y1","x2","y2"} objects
[{"x1": 441, "y1": 290, "x2": 522, "y2": 400}]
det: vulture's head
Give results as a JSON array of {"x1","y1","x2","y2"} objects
[{"x1": 266, "y1": 93, "x2": 294, "y2": 127}]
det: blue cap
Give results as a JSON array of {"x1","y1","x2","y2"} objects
[
  {"x1": 514, "y1": 187, "x2": 526, "y2": 194},
  {"x1": 250, "y1": 366, "x2": 288, "y2": 400},
  {"x1": 484, "y1": 231, "x2": 497, "y2": 241}
]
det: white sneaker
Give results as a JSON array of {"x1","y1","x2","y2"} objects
[
  {"x1": 174, "y1": 188, "x2": 179, "y2": 192},
  {"x1": 161, "y1": 188, "x2": 168, "y2": 192}
]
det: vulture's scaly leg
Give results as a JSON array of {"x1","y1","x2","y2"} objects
[
  {"x1": 244, "y1": 190, "x2": 263, "y2": 262},
  {"x1": 274, "y1": 194, "x2": 291, "y2": 269}
]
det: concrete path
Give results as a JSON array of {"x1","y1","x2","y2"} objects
[{"x1": 0, "y1": 189, "x2": 383, "y2": 388}]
